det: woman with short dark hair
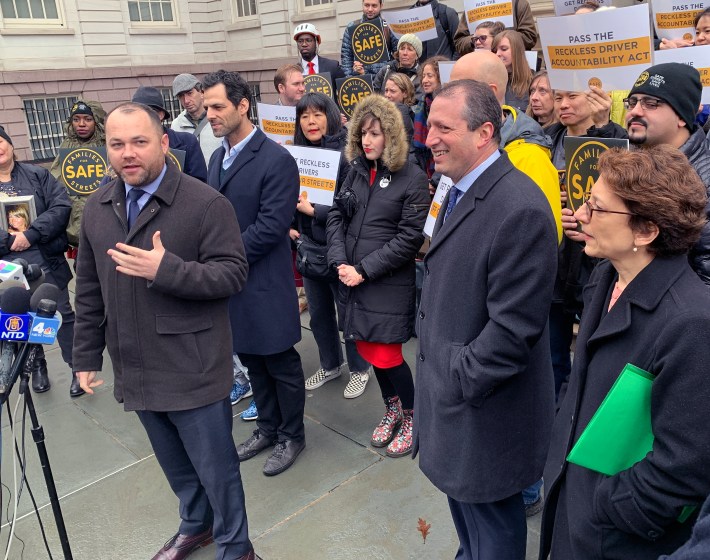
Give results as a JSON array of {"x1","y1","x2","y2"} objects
[{"x1": 540, "y1": 145, "x2": 710, "y2": 560}]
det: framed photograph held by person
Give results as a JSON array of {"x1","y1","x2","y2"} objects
[{"x1": 0, "y1": 196, "x2": 37, "y2": 234}]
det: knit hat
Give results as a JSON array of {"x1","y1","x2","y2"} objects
[
  {"x1": 69, "y1": 101, "x2": 95, "y2": 119},
  {"x1": 397, "y1": 33, "x2": 423, "y2": 59},
  {"x1": 172, "y1": 73, "x2": 200, "y2": 97},
  {"x1": 629, "y1": 63, "x2": 702, "y2": 131},
  {"x1": 132, "y1": 86, "x2": 171, "y2": 119},
  {"x1": 0, "y1": 125, "x2": 12, "y2": 146}
]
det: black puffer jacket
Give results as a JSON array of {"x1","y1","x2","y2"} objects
[
  {"x1": 327, "y1": 95, "x2": 429, "y2": 344},
  {"x1": 1, "y1": 162, "x2": 72, "y2": 288}
]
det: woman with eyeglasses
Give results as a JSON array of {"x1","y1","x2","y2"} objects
[{"x1": 539, "y1": 146, "x2": 710, "y2": 560}]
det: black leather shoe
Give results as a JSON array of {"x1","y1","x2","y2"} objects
[
  {"x1": 69, "y1": 372, "x2": 85, "y2": 398},
  {"x1": 263, "y1": 439, "x2": 305, "y2": 476},
  {"x1": 237, "y1": 429, "x2": 275, "y2": 462},
  {"x1": 150, "y1": 527, "x2": 213, "y2": 560},
  {"x1": 31, "y1": 357, "x2": 50, "y2": 393}
]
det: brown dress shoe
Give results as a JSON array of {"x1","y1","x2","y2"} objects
[{"x1": 151, "y1": 527, "x2": 213, "y2": 560}]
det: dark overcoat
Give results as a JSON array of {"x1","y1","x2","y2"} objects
[
  {"x1": 540, "y1": 255, "x2": 710, "y2": 560},
  {"x1": 73, "y1": 163, "x2": 248, "y2": 412},
  {"x1": 413, "y1": 151, "x2": 558, "y2": 503},
  {"x1": 208, "y1": 127, "x2": 301, "y2": 356}
]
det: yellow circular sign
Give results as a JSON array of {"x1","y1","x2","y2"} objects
[
  {"x1": 588, "y1": 77, "x2": 602, "y2": 89},
  {"x1": 565, "y1": 140, "x2": 610, "y2": 213},
  {"x1": 338, "y1": 77, "x2": 374, "y2": 118},
  {"x1": 166, "y1": 150, "x2": 183, "y2": 172},
  {"x1": 352, "y1": 22, "x2": 387, "y2": 65},
  {"x1": 61, "y1": 148, "x2": 107, "y2": 195},
  {"x1": 303, "y1": 74, "x2": 333, "y2": 97}
]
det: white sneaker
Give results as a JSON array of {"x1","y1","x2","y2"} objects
[
  {"x1": 305, "y1": 365, "x2": 342, "y2": 390},
  {"x1": 344, "y1": 367, "x2": 371, "y2": 399}
]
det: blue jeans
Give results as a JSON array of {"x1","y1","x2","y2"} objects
[
  {"x1": 303, "y1": 276, "x2": 369, "y2": 372},
  {"x1": 522, "y1": 478, "x2": 543, "y2": 505}
]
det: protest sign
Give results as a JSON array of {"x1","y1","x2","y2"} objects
[
  {"x1": 538, "y1": 4, "x2": 653, "y2": 92},
  {"x1": 651, "y1": 0, "x2": 708, "y2": 41},
  {"x1": 58, "y1": 147, "x2": 107, "y2": 196},
  {"x1": 564, "y1": 137, "x2": 629, "y2": 213},
  {"x1": 283, "y1": 145, "x2": 342, "y2": 206},
  {"x1": 464, "y1": 0, "x2": 514, "y2": 34},
  {"x1": 352, "y1": 21, "x2": 389, "y2": 65},
  {"x1": 304, "y1": 72, "x2": 334, "y2": 98},
  {"x1": 439, "y1": 61, "x2": 455, "y2": 85},
  {"x1": 257, "y1": 103, "x2": 296, "y2": 144},
  {"x1": 381, "y1": 6, "x2": 438, "y2": 41},
  {"x1": 424, "y1": 176, "x2": 454, "y2": 237},
  {"x1": 552, "y1": 0, "x2": 612, "y2": 16},
  {"x1": 336, "y1": 75, "x2": 374, "y2": 118},
  {"x1": 167, "y1": 148, "x2": 186, "y2": 172},
  {"x1": 654, "y1": 45, "x2": 710, "y2": 103},
  {"x1": 525, "y1": 51, "x2": 538, "y2": 72}
]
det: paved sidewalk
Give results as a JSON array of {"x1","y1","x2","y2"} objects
[{"x1": 0, "y1": 311, "x2": 542, "y2": 559}]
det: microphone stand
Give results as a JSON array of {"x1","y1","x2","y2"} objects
[{"x1": 1, "y1": 341, "x2": 74, "y2": 559}]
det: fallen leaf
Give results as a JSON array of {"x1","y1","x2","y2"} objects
[{"x1": 417, "y1": 517, "x2": 431, "y2": 544}]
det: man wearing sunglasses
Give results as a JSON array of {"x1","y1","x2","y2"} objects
[{"x1": 565, "y1": 62, "x2": 710, "y2": 284}]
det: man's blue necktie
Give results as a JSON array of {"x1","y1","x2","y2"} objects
[
  {"x1": 127, "y1": 189, "x2": 147, "y2": 230},
  {"x1": 444, "y1": 186, "x2": 462, "y2": 221}
]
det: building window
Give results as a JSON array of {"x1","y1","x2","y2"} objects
[
  {"x1": 303, "y1": 0, "x2": 332, "y2": 6},
  {"x1": 128, "y1": 0, "x2": 174, "y2": 23},
  {"x1": 23, "y1": 95, "x2": 77, "y2": 161},
  {"x1": 248, "y1": 84, "x2": 261, "y2": 125},
  {"x1": 157, "y1": 87, "x2": 182, "y2": 125},
  {"x1": 233, "y1": 0, "x2": 257, "y2": 18},
  {"x1": 0, "y1": 0, "x2": 59, "y2": 20}
]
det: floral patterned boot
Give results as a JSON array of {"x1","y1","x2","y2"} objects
[
  {"x1": 386, "y1": 408, "x2": 413, "y2": 458},
  {"x1": 371, "y1": 396, "x2": 403, "y2": 448}
]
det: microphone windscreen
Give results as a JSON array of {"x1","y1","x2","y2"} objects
[
  {"x1": 11, "y1": 258, "x2": 29, "y2": 273},
  {"x1": 27, "y1": 270, "x2": 47, "y2": 294},
  {"x1": 30, "y1": 283, "x2": 61, "y2": 312},
  {"x1": 1, "y1": 286, "x2": 31, "y2": 314}
]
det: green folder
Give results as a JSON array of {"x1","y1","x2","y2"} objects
[{"x1": 567, "y1": 363, "x2": 654, "y2": 476}]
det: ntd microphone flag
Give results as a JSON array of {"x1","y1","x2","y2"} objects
[{"x1": 0, "y1": 312, "x2": 31, "y2": 341}]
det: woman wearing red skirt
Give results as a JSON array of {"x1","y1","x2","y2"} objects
[{"x1": 327, "y1": 95, "x2": 429, "y2": 457}]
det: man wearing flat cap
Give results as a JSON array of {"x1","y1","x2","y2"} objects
[{"x1": 170, "y1": 73, "x2": 221, "y2": 165}]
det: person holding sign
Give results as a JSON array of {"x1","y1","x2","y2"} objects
[
  {"x1": 454, "y1": 0, "x2": 537, "y2": 55},
  {"x1": 697, "y1": 7, "x2": 710, "y2": 45},
  {"x1": 539, "y1": 146, "x2": 710, "y2": 560},
  {"x1": 290, "y1": 93, "x2": 373, "y2": 399},
  {"x1": 0, "y1": 126, "x2": 76, "y2": 397},
  {"x1": 492, "y1": 30, "x2": 532, "y2": 112},
  {"x1": 455, "y1": 20, "x2": 506, "y2": 54},
  {"x1": 410, "y1": 0, "x2": 459, "y2": 61},
  {"x1": 341, "y1": 0, "x2": 398, "y2": 78},
  {"x1": 327, "y1": 95, "x2": 429, "y2": 458},
  {"x1": 373, "y1": 34, "x2": 424, "y2": 100}
]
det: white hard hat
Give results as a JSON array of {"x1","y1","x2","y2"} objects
[{"x1": 293, "y1": 23, "x2": 321, "y2": 44}]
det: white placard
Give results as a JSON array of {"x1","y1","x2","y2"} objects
[
  {"x1": 257, "y1": 103, "x2": 296, "y2": 145},
  {"x1": 538, "y1": 4, "x2": 653, "y2": 92},
  {"x1": 439, "y1": 61, "x2": 456, "y2": 85},
  {"x1": 463, "y1": 0, "x2": 514, "y2": 34},
  {"x1": 381, "y1": 6, "x2": 439, "y2": 42},
  {"x1": 283, "y1": 145, "x2": 342, "y2": 206},
  {"x1": 654, "y1": 45, "x2": 710, "y2": 103},
  {"x1": 424, "y1": 175, "x2": 454, "y2": 237},
  {"x1": 525, "y1": 51, "x2": 538, "y2": 72},
  {"x1": 552, "y1": 0, "x2": 613, "y2": 17},
  {"x1": 651, "y1": 0, "x2": 708, "y2": 41}
]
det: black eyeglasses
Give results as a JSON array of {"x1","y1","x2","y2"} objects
[
  {"x1": 473, "y1": 35, "x2": 489, "y2": 43},
  {"x1": 623, "y1": 97, "x2": 668, "y2": 111},
  {"x1": 583, "y1": 196, "x2": 637, "y2": 218}
]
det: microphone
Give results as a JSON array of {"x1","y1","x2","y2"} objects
[
  {"x1": 30, "y1": 284, "x2": 61, "y2": 312},
  {"x1": 0, "y1": 287, "x2": 31, "y2": 395},
  {"x1": 28, "y1": 283, "x2": 62, "y2": 345},
  {"x1": 0, "y1": 259, "x2": 27, "y2": 286}
]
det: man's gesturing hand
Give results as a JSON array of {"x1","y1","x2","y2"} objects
[
  {"x1": 77, "y1": 371, "x2": 103, "y2": 395},
  {"x1": 108, "y1": 230, "x2": 166, "y2": 281}
]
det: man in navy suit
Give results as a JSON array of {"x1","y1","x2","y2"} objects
[
  {"x1": 203, "y1": 70, "x2": 306, "y2": 476},
  {"x1": 414, "y1": 80, "x2": 557, "y2": 559},
  {"x1": 293, "y1": 23, "x2": 345, "y2": 81}
]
